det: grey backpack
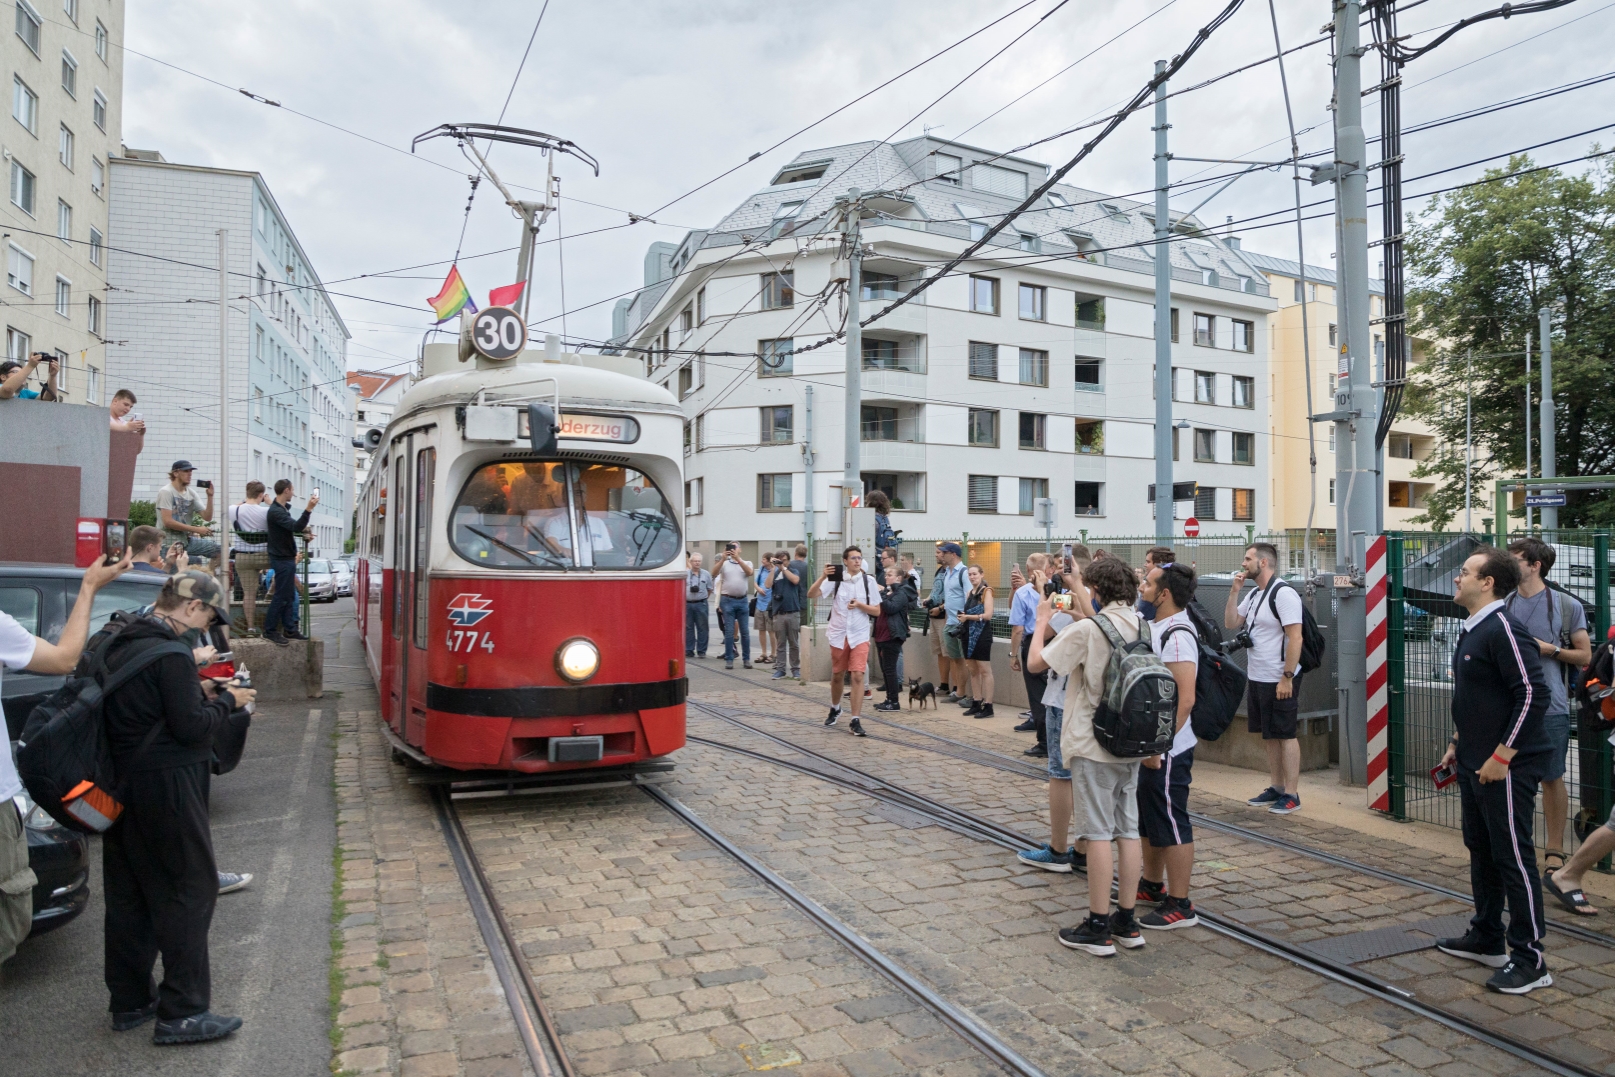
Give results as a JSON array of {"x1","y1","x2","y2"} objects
[{"x1": 1090, "y1": 613, "x2": 1178, "y2": 758}]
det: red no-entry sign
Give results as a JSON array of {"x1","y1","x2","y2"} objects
[{"x1": 1184, "y1": 517, "x2": 1200, "y2": 537}]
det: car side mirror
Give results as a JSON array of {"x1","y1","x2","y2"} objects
[{"x1": 528, "y1": 402, "x2": 558, "y2": 456}]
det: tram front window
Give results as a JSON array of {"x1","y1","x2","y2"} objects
[{"x1": 451, "y1": 460, "x2": 681, "y2": 569}]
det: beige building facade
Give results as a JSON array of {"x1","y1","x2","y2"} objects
[{"x1": 2, "y1": 0, "x2": 123, "y2": 404}]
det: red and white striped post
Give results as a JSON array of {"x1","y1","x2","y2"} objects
[{"x1": 1364, "y1": 535, "x2": 1391, "y2": 812}]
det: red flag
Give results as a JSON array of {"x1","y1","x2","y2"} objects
[{"x1": 488, "y1": 281, "x2": 526, "y2": 308}]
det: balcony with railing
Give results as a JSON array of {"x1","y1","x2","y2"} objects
[{"x1": 861, "y1": 401, "x2": 926, "y2": 470}]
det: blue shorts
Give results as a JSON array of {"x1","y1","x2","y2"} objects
[
  {"x1": 1045, "y1": 706, "x2": 1071, "y2": 780},
  {"x1": 1543, "y1": 712, "x2": 1571, "y2": 782}
]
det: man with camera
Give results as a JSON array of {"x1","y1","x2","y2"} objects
[
  {"x1": 1010, "y1": 553, "x2": 1052, "y2": 757},
  {"x1": 156, "y1": 462, "x2": 220, "y2": 571},
  {"x1": 714, "y1": 542, "x2": 754, "y2": 670},
  {"x1": 262, "y1": 479, "x2": 317, "y2": 647},
  {"x1": 1224, "y1": 542, "x2": 1305, "y2": 815},
  {"x1": 0, "y1": 352, "x2": 59, "y2": 400},
  {"x1": 685, "y1": 552, "x2": 713, "y2": 659},
  {"x1": 926, "y1": 542, "x2": 969, "y2": 701},
  {"x1": 809, "y1": 546, "x2": 882, "y2": 737}
]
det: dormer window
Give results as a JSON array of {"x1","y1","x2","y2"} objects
[
  {"x1": 774, "y1": 200, "x2": 804, "y2": 220},
  {"x1": 771, "y1": 161, "x2": 829, "y2": 185},
  {"x1": 1047, "y1": 192, "x2": 1069, "y2": 208},
  {"x1": 1101, "y1": 202, "x2": 1129, "y2": 223},
  {"x1": 934, "y1": 153, "x2": 962, "y2": 185}
]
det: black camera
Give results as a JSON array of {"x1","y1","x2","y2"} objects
[
  {"x1": 1221, "y1": 627, "x2": 1254, "y2": 654},
  {"x1": 196, "y1": 479, "x2": 213, "y2": 490}
]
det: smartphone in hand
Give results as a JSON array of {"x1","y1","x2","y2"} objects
[{"x1": 1430, "y1": 762, "x2": 1458, "y2": 789}]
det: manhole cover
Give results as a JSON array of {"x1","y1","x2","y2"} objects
[{"x1": 1299, "y1": 913, "x2": 1475, "y2": 965}]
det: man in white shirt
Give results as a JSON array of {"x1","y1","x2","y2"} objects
[
  {"x1": 1, "y1": 552, "x2": 132, "y2": 972},
  {"x1": 714, "y1": 543, "x2": 754, "y2": 670},
  {"x1": 808, "y1": 545, "x2": 881, "y2": 738},
  {"x1": 229, "y1": 481, "x2": 272, "y2": 633},
  {"x1": 1136, "y1": 562, "x2": 1201, "y2": 930},
  {"x1": 1224, "y1": 542, "x2": 1305, "y2": 815}
]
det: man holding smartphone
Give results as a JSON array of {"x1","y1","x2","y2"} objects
[
  {"x1": 715, "y1": 542, "x2": 753, "y2": 670},
  {"x1": 157, "y1": 462, "x2": 220, "y2": 570},
  {"x1": 809, "y1": 547, "x2": 881, "y2": 736},
  {"x1": 262, "y1": 479, "x2": 318, "y2": 647}
]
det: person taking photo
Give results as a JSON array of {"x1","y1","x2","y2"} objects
[
  {"x1": 809, "y1": 546, "x2": 881, "y2": 737},
  {"x1": 262, "y1": 479, "x2": 317, "y2": 647}
]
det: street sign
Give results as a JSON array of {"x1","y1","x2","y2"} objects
[
  {"x1": 1033, "y1": 497, "x2": 1056, "y2": 527},
  {"x1": 1184, "y1": 517, "x2": 1200, "y2": 537},
  {"x1": 1525, "y1": 493, "x2": 1567, "y2": 507},
  {"x1": 470, "y1": 305, "x2": 527, "y2": 360}
]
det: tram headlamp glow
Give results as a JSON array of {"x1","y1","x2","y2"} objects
[{"x1": 555, "y1": 637, "x2": 600, "y2": 683}]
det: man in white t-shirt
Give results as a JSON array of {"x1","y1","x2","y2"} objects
[
  {"x1": 0, "y1": 552, "x2": 133, "y2": 972},
  {"x1": 1224, "y1": 542, "x2": 1305, "y2": 815},
  {"x1": 229, "y1": 481, "x2": 272, "y2": 633},
  {"x1": 715, "y1": 543, "x2": 754, "y2": 669},
  {"x1": 1136, "y1": 562, "x2": 1201, "y2": 931},
  {"x1": 808, "y1": 545, "x2": 881, "y2": 738}
]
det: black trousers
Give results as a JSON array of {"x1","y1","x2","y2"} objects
[
  {"x1": 263, "y1": 556, "x2": 299, "y2": 634},
  {"x1": 1458, "y1": 752, "x2": 1548, "y2": 970},
  {"x1": 103, "y1": 761, "x2": 217, "y2": 1018},
  {"x1": 877, "y1": 640, "x2": 904, "y2": 704},
  {"x1": 1020, "y1": 635, "x2": 1047, "y2": 748}
]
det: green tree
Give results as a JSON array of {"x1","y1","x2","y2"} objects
[{"x1": 1404, "y1": 153, "x2": 1615, "y2": 528}]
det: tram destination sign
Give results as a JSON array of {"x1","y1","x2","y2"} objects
[{"x1": 518, "y1": 410, "x2": 640, "y2": 444}]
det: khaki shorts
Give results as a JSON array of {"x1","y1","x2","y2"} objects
[
  {"x1": 941, "y1": 626, "x2": 965, "y2": 660},
  {"x1": 1070, "y1": 758, "x2": 1142, "y2": 842},
  {"x1": 928, "y1": 616, "x2": 944, "y2": 655},
  {"x1": 754, "y1": 609, "x2": 774, "y2": 632},
  {"x1": 0, "y1": 804, "x2": 36, "y2": 968}
]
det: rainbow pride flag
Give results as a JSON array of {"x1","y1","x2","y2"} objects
[{"x1": 428, "y1": 265, "x2": 476, "y2": 324}]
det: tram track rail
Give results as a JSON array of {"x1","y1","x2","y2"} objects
[{"x1": 683, "y1": 695, "x2": 1606, "y2": 1077}]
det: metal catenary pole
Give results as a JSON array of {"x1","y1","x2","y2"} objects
[
  {"x1": 1386, "y1": 532, "x2": 1406, "y2": 821},
  {"x1": 1464, "y1": 349, "x2": 1473, "y2": 532},
  {"x1": 842, "y1": 190, "x2": 863, "y2": 517},
  {"x1": 1152, "y1": 60, "x2": 1174, "y2": 543},
  {"x1": 216, "y1": 229, "x2": 231, "y2": 607},
  {"x1": 1539, "y1": 307, "x2": 1557, "y2": 531},
  {"x1": 1525, "y1": 330, "x2": 1533, "y2": 530},
  {"x1": 1595, "y1": 531, "x2": 1611, "y2": 868},
  {"x1": 1334, "y1": 0, "x2": 1379, "y2": 785}
]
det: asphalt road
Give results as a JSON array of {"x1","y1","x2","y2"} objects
[{"x1": 0, "y1": 603, "x2": 344, "y2": 1074}]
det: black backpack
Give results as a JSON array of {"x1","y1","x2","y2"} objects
[
  {"x1": 1184, "y1": 598, "x2": 1226, "y2": 649},
  {"x1": 16, "y1": 614, "x2": 192, "y2": 833},
  {"x1": 1266, "y1": 580, "x2": 1326, "y2": 674},
  {"x1": 1090, "y1": 615, "x2": 1178, "y2": 758},
  {"x1": 1161, "y1": 624, "x2": 1248, "y2": 742},
  {"x1": 1578, "y1": 638, "x2": 1615, "y2": 728}
]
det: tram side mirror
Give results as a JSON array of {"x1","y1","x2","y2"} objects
[{"x1": 528, "y1": 402, "x2": 558, "y2": 455}]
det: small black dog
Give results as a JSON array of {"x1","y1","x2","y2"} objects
[{"x1": 908, "y1": 678, "x2": 937, "y2": 710}]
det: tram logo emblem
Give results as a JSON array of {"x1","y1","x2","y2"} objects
[{"x1": 447, "y1": 593, "x2": 494, "y2": 627}]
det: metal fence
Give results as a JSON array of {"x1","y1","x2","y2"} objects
[{"x1": 1383, "y1": 530, "x2": 1613, "y2": 869}]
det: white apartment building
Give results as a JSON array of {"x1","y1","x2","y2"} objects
[
  {"x1": 108, "y1": 152, "x2": 353, "y2": 555},
  {"x1": 2, "y1": 0, "x2": 124, "y2": 403},
  {"x1": 614, "y1": 137, "x2": 1277, "y2": 549},
  {"x1": 346, "y1": 368, "x2": 408, "y2": 493}
]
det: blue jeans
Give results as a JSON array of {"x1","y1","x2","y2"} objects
[
  {"x1": 263, "y1": 557, "x2": 299, "y2": 634},
  {"x1": 720, "y1": 595, "x2": 750, "y2": 662},
  {"x1": 685, "y1": 602, "x2": 709, "y2": 656}
]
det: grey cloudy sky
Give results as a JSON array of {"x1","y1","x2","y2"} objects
[{"x1": 123, "y1": 0, "x2": 1615, "y2": 375}]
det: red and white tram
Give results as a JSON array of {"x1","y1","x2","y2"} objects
[{"x1": 355, "y1": 350, "x2": 686, "y2": 774}]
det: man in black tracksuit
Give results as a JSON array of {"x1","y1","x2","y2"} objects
[
  {"x1": 101, "y1": 572, "x2": 255, "y2": 1043},
  {"x1": 262, "y1": 478, "x2": 318, "y2": 646},
  {"x1": 1434, "y1": 547, "x2": 1553, "y2": 995}
]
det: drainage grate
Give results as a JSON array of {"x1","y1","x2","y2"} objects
[{"x1": 1299, "y1": 914, "x2": 1476, "y2": 965}]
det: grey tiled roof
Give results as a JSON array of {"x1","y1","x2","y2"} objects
[{"x1": 1239, "y1": 249, "x2": 1386, "y2": 296}]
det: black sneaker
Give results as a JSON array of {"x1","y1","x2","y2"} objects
[
  {"x1": 1246, "y1": 786, "x2": 1282, "y2": 807},
  {"x1": 1487, "y1": 960, "x2": 1553, "y2": 995},
  {"x1": 1434, "y1": 931, "x2": 1508, "y2": 969},
  {"x1": 964, "y1": 700, "x2": 982, "y2": 716},
  {"x1": 1071, "y1": 850, "x2": 1088, "y2": 872},
  {"x1": 1135, "y1": 879, "x2": 1166, "y2": 906},
  {"x1": 824, "y1": 706, "x2": 840, "y2": 727},
  {"x1": 111, "y1": 1000, "x2": 158, "y2": 1032},
  {"x1": 1140, "y1": 897, "x2": 1200, "y2": 930},
  {"x1": 1023, "y1": 743, "x2": 1048, "y2": 758},
  {"x1": 153, "y1": 1011, "x2": 243, "y2": 1045},
  {"x1": 262, "y1": 631, "x2": 289, "y2": 648},
  {"x1": 1109, "y1": 909, "x2": 1146, "y2": 949},
  {"x1": 977, "y1": 704, "x2": 995, "y2": 719},
  {"x1": 1058, "y1": 914, "x2": 1115, "y2": 957},
  {"x1": 849, "y1": 718, "x2": 867, "y2": 738},
  {"x1": 1013, "y1": 720, "x2": 1037, "y2": 732},
  {"x1": 282, "y1": 628, "x2": 308, "y2": 642}
]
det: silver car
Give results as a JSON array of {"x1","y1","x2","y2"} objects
[
  {"x1": 330, "y1": 558, "x2": 354, "y2": 597},
  {"x1": 305, "y1": 559, "x2": 337, "y2": 603}
]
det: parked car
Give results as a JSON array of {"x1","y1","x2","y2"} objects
[
  {"x1": 1, "y1": 565, "x2": 168, "y2": 935},
  {"x1": 304, "y1": 559, "x2": 337, "y2": 603},
  {"x1": 329, "y1": 558, "x2": 353, "y2": 597}
]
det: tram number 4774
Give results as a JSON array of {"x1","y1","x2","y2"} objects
[{"x1": 446, "y1": 629, "x2": 496, "y2": 654}]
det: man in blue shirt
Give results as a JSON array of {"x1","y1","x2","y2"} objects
[
  {"x1": 1009, "y1": 553, "x2": 1049, "y2": 756},
  {"x1": 929, "y1": 542, "x2": 969, "y2": 702},
  {"x1": 0, "y1": 354, "x2": 57, "y2": 400}
]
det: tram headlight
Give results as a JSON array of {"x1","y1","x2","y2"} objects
[{"x1": 555, "y1": 637, "x2": 600, "y2": 683}]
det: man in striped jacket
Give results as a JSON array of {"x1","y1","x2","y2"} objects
[{"x1": 1433, "y1": 546, "x2": 1552, "y2": 995}]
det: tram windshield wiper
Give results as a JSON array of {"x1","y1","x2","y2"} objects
[
  {"x1": 467, "y1": 527, "x2": 546, "y2": 567},
  {"x1": 521, "y1": 524, "x2": 571, "y2": 567}
]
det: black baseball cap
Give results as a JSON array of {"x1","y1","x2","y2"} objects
[{"x1": 171, "y1": 460, "x2": 195, "y2": 472}]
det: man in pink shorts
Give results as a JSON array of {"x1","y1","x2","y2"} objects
[{"x1": 809, "y1": 545, "x2": 881, "y2": 737}]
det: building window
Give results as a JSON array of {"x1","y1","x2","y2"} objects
[
  {"x1": 861, "y1": 405, "x2": 898, "y2": 442},
  {"x1": 861, "y1": 271, "x2": 901, "y2": 301},
  {"x1": 1328, "y1": 323, "x2": 1338, "y2": 346},
  {"x1": 967, "y1": 408, "x2": 999, "y2": 447},
  {"x1": 685, "y1": 478, "x2": 702, "y2": 515},
  {"x1": 6, "y1": 326, "x2": 28, "y2": 359},
  {"x1": 1232, "y1": 488, "x2": 1255, "y2": 521},
  {"x1": 1018, "y1": 347, "x2": 1048, "y2": 387},
  {"x1": 1232, "y1": 375, "x2": 1254, "y2": 409},
  {"x1": 1194, "y1": 487, "x2": 1217, "y2": 520},
  {"x1": 1195, "y1": 371, "x2": 1215, "y2": 404},
  {"x1": 972, "y1": 162, "x2": 1027, "y2": 198},
  {"x1": 773, "y1": 199, "x2": 804, "y2": 220},
  {"x1": 1074, "y1": 481, "x2": 1102, "y2": 515},
  {"x1": 7, "y1": 243, "x2": 33, "y2": 294},
  {"x1": 968, "y1": 475, "x2": 998, "y2": 513},
  {"x1": 90, "y1": 156, "x2": 102, "y2": 195},
  {"x1": 757, "y1": 473, "x2": 792, "y2": 511},
  {"x1": 1193, "y1": 313, "x2": 1214, "y2": 347},
  {"x1": 1075, "y1": 419, "x2": 1103, "y2": 454},
  {"x1": 58, "y1": 122, "x2": 73, "y2": 169},
  {"x1": 1018, "y1": 412, "x2": 1046, "y2": 450},
  {"x1": 1293, "y1": 279, "x2": 1304, "y2": 302},
  {"x1": 679, "y1": 304, "x2": 693, "y2": 334},
  {"x1": 932, "y1": 152, "x2": 964, "y2": 185},
  {"x1": 92, "y1": 88, "x2": 106, "y2": 131},
  {"x1": 1075, "y1": 358, "x2": 1102, "y2": 392},
  {"x1": 862, "y1": 337, "x2": 898, "y2": 369},
  {"x1": 1327, "y1": 373, "x2": 1337, "y2": 396},
  {"x1": 15, "y1": 0, "x2": 39, "y2": 53},
  {"x1": 254, "y1": 387, "x2": 264, "y2": 423},
  {"x1": 967, "y1": 341, "x2": 998, "y2": 380},
  {"x1": 968, "y1": 274, "x2": 999, "y2": 314},
  {"x1": 56, "y1": 198, "x2": 69, "y2": 239},
  {"x1": 1232, "y1": 319, "x2": 1254, "y2": 353},
  {"x1": 60, "y1": 49, "x2": 76, "y2": 96},
  {"x1": 1018, "y1": 282, "x2": 1045, "y2": 321},
  {"x1": 759, "y1": 337, "x2": 793, "y2": 376},
  {"x1": 53, "y1": 274, "x2": 67, "y2": 315},
  {"x1": 761, "y1": 270, "x2": 794, "y2": 309},
  {"x1": 1328, "y1": 479, "x2": 1335, "y2": 505},
  {"x1": 1019, "y1": 477, "x2": 1048, "y2": 515},
  {"x1": 85, "y1": 363, "x2": 98, "y2": 403},
  {"x1": 1232, "y1": 431, "x2": 1254, "y2": 464},
  {"x1": 87, "y1": 293, "x2": 100, "y2": 334},
  {"x1": 761, "y1": 405, "x2": 793, "y2": 443},
  {"x1": 1193, "y1": 428, "x2": 1215, "y2": 463},
  {"x1": 1018, "y1": 233, "x2": 1039, "y2": 253},
  {"x1": 12, "y1": 76, "x2": 37, "y2": 134},
  {"x1": 95, "y1": 18, "x2": 106, "y2": 60}
]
